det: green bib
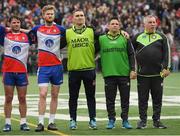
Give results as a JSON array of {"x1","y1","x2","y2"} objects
[
  {"x1": 99, "y1": 34, "x2": 130, "y2": 77},
  {"x1": 66, "y1": 27, "x2": 95, "y2": 71}
]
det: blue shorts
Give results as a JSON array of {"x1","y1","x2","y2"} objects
[
  {"x1": 3, "y1": 72, "x2": 28, "y2": 86},
  {"x1": 37, "y1": 65, "x2": 63, "y2": 86}
]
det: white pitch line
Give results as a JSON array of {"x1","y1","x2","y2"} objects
[{"x1": 0, "y1": 92, "x2": 180, "y2": 121}]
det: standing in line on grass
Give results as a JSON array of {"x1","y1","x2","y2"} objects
[
  {"x1": 0, "y1": 16, "x2": 30, "y2": 132},
  {"x1": 63, "y1": 9, "x2": 99, "y2": 130},
  {"x1": 99, "y1": 17, "x2": 136, "y2": 129},
  {"x1": 132, "y1": 15, "x2": 171, "y2": 129},
  {"x1": 28, "y1": 5, "x2": 66, "y2": 132}
]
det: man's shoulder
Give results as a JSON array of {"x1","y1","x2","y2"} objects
[
  {"x1": 0, "y1": 25, "x2": 5, "y2": 29},
  {"x1": 66, "y1": 26, "x2": 73, "y2": 30},
  {"x1": 0, "y1": 25, "x2": 6, "y2": 33},
  {"x1": 55, "y1": 24, "x2": 65, "y2": 31},
  {"x1": 155, "y1": 31, "x2": 167, "y2": 39},
  {"x1": 86, "y1": 25, "x2": 94, "y2": 29},
  {"x1": 99, "y1": 33, "x2": 107, "y2": 38},
  {"x1": 134, "y1": 31, "x2": 144, "y2": 38}
]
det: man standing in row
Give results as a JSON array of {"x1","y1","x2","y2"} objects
[
  {"x1": 132, "y1": 15, "x2": 170, "y2": 129},
  {"x1": 99, "y1": 17, "x2": 136, "y2": 129},
  {"x1": 0, "y1": 16, "x2": 30, "y2": 132},
  {"x1": 28, "y1": 5, "x2": 66, "y2": 132},
  {"x1": 65, "y1": 10, "x2": 99, "y2": 130}
]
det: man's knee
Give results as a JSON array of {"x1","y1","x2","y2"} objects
[
  {"x1": 5, "y1": 95, "x2": 13, "y2": 104},
  {"x1": 18, "y1": 95, "x2": 26, "y2": 103},
  {"x1": 40, "y1": 91, "x2": 47, "y2": 99}
]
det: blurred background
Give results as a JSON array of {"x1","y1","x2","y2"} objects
[{"x1": 0, "y1": 0, "x2": 180, "y2": 73}]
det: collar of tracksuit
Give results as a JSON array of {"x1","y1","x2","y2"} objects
[{"x1": 144, "y1": 30, "x2": 156, "y2": 35}]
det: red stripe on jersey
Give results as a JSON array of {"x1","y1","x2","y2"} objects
[
  {"x1": 6, "y1": 32, "x2": 29, "y2": 42},
  {"x1": 2, "y1": 57, "x2": 27, "y2": 72},
  {"x1": 38, "y1": 51, "x2": 62, "y2": 66},
  {"x1": 38, "y1": 25, "x2": 61, "y2": 35}
]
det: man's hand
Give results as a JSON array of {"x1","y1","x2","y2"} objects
[
  {"x1": 6, "y1": 27, "x2": 11, "y2": 32},
  {"x1": 160, "y1": 69, "x2": 170, "y2": 78},
  {"x1": 130, "y1": 71, "x2": 137, "y2": 79},
  {"x1": 121, "y1": 30, "x2": 130, "y2": 39}
]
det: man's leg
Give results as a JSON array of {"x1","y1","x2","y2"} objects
[
  {"x1": 4, "y1": 85, "x2": 14, "y2": 125},
  {"x1": 16, "y1": 85, "x2": 30, "y2": 131},
  {"x1": 151, "y1": 77, "x2": 163, "y2": 121},
  {"x1": 83, "y1": 70, "x2": 97, "y2": 129},
  {"x1": 35, "y1": 66, "x2": 50, "y2": 132},
  {"x1": 17, "y1": 86, "x2": 27, "y2": 119},
  {"x1": 118, "y1": 77, "x2": 132, "y2": 129},
  {"x1": 104, "y1": 77, "x2": 117, "y2": 129},
  {"x1": 38, "y1": 86, "x2": 48, "y2": 124},
  {"x1": 49, "y1": 85, "x2": 59, "y2": 121},
  {"x1": 118, "y1": 77, "x2": 130, "y2": 121},
  {"x1": 68, "y1": 71, "x2": 81, "y2": 130},
  {"x1": 83, "y1": 70, "x2": 96, "y2": 120},
  {"x1": 3, "y1": 72, "x2": 15, "y2": 132},
  {"x1": 15, "y1": 73, "x2": 29, "y2": 125},
  {"x1": 47, "y1": 65, "x2": 63, "y2": 130},
  {"x1": 35, "y1": 85, "x2": 48, "y2": 132},
  {"x1": 137, "y1": 76, "x2": 150, "y2": 129},
  {"x1": 151, "y1": 77, "x2": 166, "y2": 128},
  {"x1": 47, "y1": 84, "x2": 59, "y2": 130},
  {"x1": 69, "y1": 71, "x2": 81, "y2": 121},
  {"x1": 104, "y1": 77, "x2": 117, "y2": 121}
]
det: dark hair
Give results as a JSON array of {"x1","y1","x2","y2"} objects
[
  {"x1": 9, "y1": 15, "x2": 21, "y2": 23},
  {"x1": 109, "y1": 17, "x2": 120, "y2": 22}
]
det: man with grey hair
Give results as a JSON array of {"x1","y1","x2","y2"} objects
[{"x1": 132, "y1": 15, "x2": 171, "y2": 129}]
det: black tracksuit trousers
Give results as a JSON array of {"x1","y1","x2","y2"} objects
[
  {"x1": 104, "y1": 76, "x2": 130, "y2": 121},
  {"x1": 68, "y1": 69, "x2": 96, "y2": 121},
  {"x1": 137, "y1": 76, "x2": 163, "y2": 122}
]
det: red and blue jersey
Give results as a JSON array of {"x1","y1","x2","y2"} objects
[
  {"x1": 0, "y1": 25, "x2": 29, "y2": 73},
  {"x1": 29, "y1": 24, "x2": 65, "y2": 67}
]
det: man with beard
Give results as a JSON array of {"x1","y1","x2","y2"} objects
[
  {"x1": 0, "y1": 16, "x2": 30, "y2": 132},
  {"x1": 28, "y1": 5, "x2": 66, "y2": 132}
]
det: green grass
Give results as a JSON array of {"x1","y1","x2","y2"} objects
[
  {"x1": 0, "y1": 117, "x2": 179, "y2": 135},
  {"x1": 0, "y1": 72, "x2": 180, "y2": 135}
]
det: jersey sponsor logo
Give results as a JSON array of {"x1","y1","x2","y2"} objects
[
  {"x1": 45, "y1": 38, "x2": 54, "y2": 48},
  {"x1": 102, "y1": 48, "x2": 126, "y2": 53},
  {"x1": 109, "y1": 41, "x2": 118, "y2": 44},
  {"x1": 71, "y1": 38, "x2": 89, "y2": 48},
  {"x1": 12, "y1": 44, "x2": 21, "y2": 54}
]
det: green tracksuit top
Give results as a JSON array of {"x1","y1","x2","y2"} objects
[
  {"x1": 66, "y1": 26, "x2": 95, "y2": 71},
  {"x1": 99, "y1": 34, "x2": 135, "y2": 77}
]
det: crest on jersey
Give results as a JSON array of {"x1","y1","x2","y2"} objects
[
  {"x1": 142, "y1": 35, "x2": 146, "y2": 38},
  {"x1": 45, "y1": 38, "x2": 54, "y2": 48},
  {"x1": 12, "y1": 45, "x2": 21, "y2": 54},
  {"x1": 151, "y1": 35, "x2": 157, "y2": 39}
]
